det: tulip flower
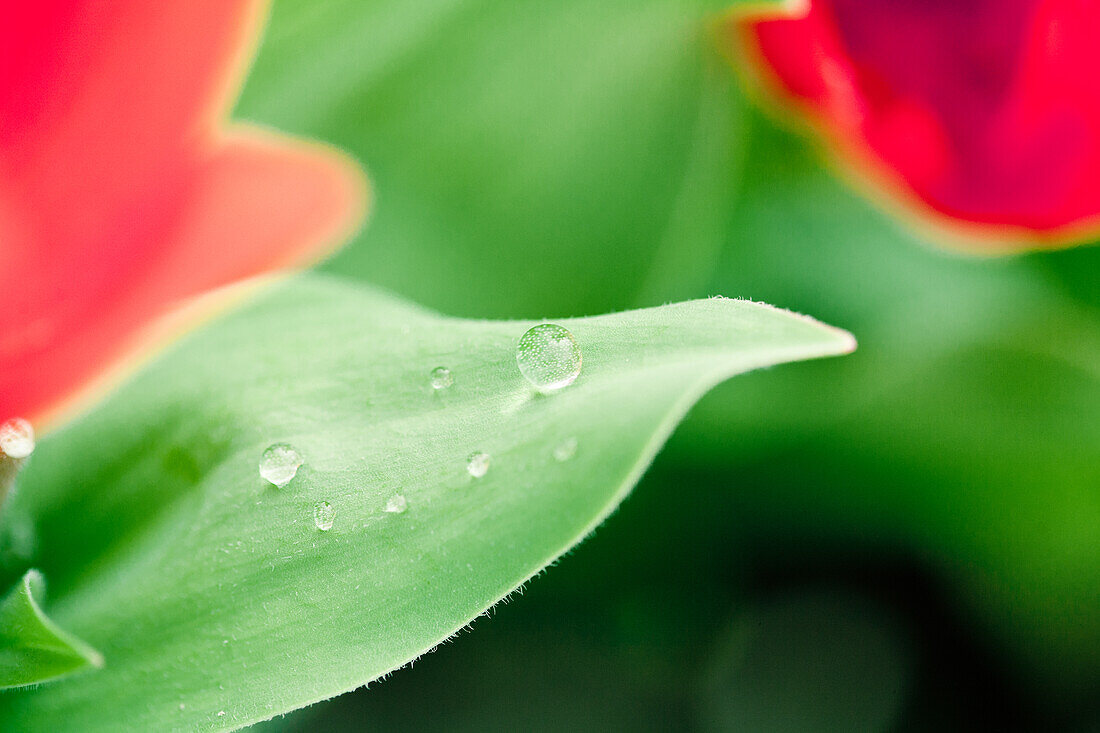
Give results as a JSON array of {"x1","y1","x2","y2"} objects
[
  {"x1": 0, "y1": 1, "x2": 366, "y2": 429},
  {"x1": 732, "y1": 0, "x2": 1100, "y2": 248}
]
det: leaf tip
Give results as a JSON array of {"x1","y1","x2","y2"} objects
[
  {"x1": 831, "y1": 326, "x2": 858, "y2": 355},
  {"x1": 0, "y1": 569, "x2": 105, "y2": 689}
]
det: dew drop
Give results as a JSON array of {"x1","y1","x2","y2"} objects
[
  {"x1": 553, "y1": 437, "x2": 578, "y2": 462},
  {"x1": 466, "y1": 451, "x2": 490, "y2": 478},
  {"x1": 313, "y1": 501, "x2": 335, "y2": 531},
  {"x1": 516, "y1": 324, "x2": 581, "y2": 392},
  {"x1": 259, "y1": 443, "x2": 302, "y2": 488},
  {"x1": 383, "y1": 493, "x2": 408, "y2": 514},
  {"x1": 429, "y1": 366, "x2": 453, "y2": 390},
  {"x1": 0, "y1": 418, "x2": 35, "y2": 459}
]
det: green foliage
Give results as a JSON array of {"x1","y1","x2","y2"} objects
[
  {"x1": 236, "y1": 0, "x2": 1100, "y2": 700},
  {"x1": 0, "y1": 570, "x2": 102, "y2": 690},
  {"x1": 677, "y1": 112, "x2": 1100, "y2": 686},
  {"x1": 0, "y1": 276, "x2": 851, "y2": 730},
  {"x1": 236, "y1": 0, "x2": 748, "y2": 317},
  {"x1": 5, "y1": 0, "x2": 1097, "y2": 728}
]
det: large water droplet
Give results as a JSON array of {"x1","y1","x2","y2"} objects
[
  {"x1": 0, "y1": 418, "x2": 35, "y2": 459},
  {"x1": 466, "y1": 451, "x2": 490, "y2": 478},
  {"x1": 313, "y1": 501, "x2": 335, "y2": 531},
  {"x1": 553, "y1": 437, "x2": 578, "y2": 462},
  {"x1": 429, "y1": 366, "x2": 453, "y2": 390},
  {"x1": 383, "y1": 494, "x2": 408, "y2": 514},
  {"x1": 516, "y1": 324, "x2": 581, "y2": 392},
  {"x1": 259, "y1": 443, "x2": 302, "y2": 488}
]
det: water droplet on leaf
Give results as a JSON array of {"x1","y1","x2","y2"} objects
[
  {"x1": 466, "y1": 451, "x2": 490, "y2": 478},
  {"x1": 429, "y1": 366, "x2": 453, "y2": 390},
  {"x1": 516, "y1": 324, "x2": 581, "y2": 392},
  {"x1": 553, "y1": 437, "x2": 578, "y2": 462},
  {"x1": 259, "y1": 443, "x2": 302, "y2": 488},
  {"x1": 0, "y1": 418, "x2": 35, "y2": 459},
  {"x1": 383, "y1": 494, "x2": 408, "y2": 514},
  {"x1": 313, "y1": 501, "x2": 335, "y2": 531}
]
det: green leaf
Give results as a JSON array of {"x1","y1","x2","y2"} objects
[
  {"x1": 0, "y1": 275, "x2": 852, "y2": 730},
  {"x1": 0, "y1": 570, "x2": 103, "y2": 689},
  {"x1": 236, "y1": 0, "x2": 748, "y2": 317}
]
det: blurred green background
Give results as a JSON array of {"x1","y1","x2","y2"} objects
[{"x1": 235, "y1": 0, "x2": 1099, "y2": 729}]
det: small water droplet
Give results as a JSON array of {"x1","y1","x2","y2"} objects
[
  {"x1": 0, "y1": 418, "x2": 35, "y2": 459},
  {"x1": 466, "y1": 451, "x2": 490, "y2": 478},
  {"x1": 313, "y1": 501, "x2": 335, "y2": 531},
  {"x1": 383, "y1": 494, "x2": 408, "y2": 514},
  {"x1": 259, "y1": 443, "x2": 302, "y2": 488},
  {"x1": 553, "y1": 437, "x2": 578, "y2": 462},
  {"x1": 429, "y1": 366, "x2": 453, "y2": 390},
  {"x1": 516, "y1": 324, "x2": 581, "y2": 392}
]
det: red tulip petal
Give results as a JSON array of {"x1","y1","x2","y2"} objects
[
  {"x1": 0, "y1": 2, "x2": 367, "y2": 425},
  {"x1": 732, "y1": 0, "x2": 1100, "y2": 247}
]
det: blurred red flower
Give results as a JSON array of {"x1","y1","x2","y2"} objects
[
  {"x1": 734, "y1": 0, "x2": 1100, "y2": 246},
  {"x1": 0, "y1": 1, "x2": 365, "y2": 427}
]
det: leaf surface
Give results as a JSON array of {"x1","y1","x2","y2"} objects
[{"x1": 0, "y1": 275, "x2": 852, "y2": 730}]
